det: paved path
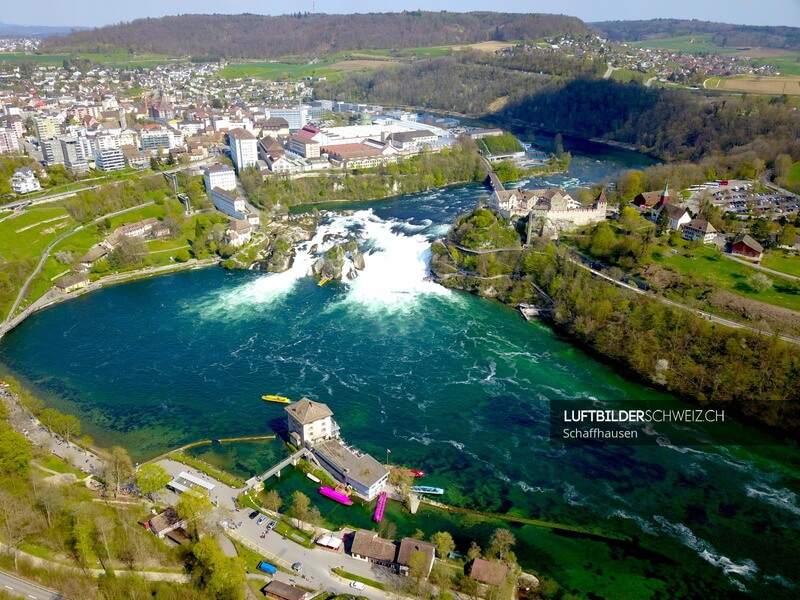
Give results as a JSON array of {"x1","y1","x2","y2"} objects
[
  {"x1": 568, "y1": 257, "x2": 800, "y2": 345},
  {"x1": 0, "y1": 570, "x2": 60, "y2": 600},
  {"x1": 3, "y1": 201, "x2": 155, "y2": 328},
  {"x1": 722, "y1": 253, "x2": 800, "y2": 281}
]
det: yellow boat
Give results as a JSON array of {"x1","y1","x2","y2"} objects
[
  {"x1": 262, "y1": 395, "x2": 291, "y2": 404},
  {"x1": 318, "y1": 277, "x2": 332, "y2": 287}
]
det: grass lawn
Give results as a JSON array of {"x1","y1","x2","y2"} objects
[
  {"x1": 633, "y1": 35, "x2": 740, "y2": 54},
  {"x1": 0, "y1": 207, "x2": 74, "y2": 257},
  {"x1": 787, "y1": 162, "x2": 800, "y2": 188},
  {"x1": 105, "y1": 203, "x2": 164, "y2": 229},
  {"x1": 36, "y1": 454, "x2": 86, "y2": 477},
  {"x1": 331, "y1": 568, "x2": 386, "y2": 590},
  {"x1": 651, "y1": 244, "x2": 800, "y2": 311},
  {"x1": 231, "y1": 538, "x2": 273, "y2": 572},
  {"x1": 761, "y1": 252, "x2": 800, "y2": 278},
  {"x1": 0, "y1": 51, "x2": 171, "y2": 68},
  {"x1": 610, "y1": 68, "x2": 647, "y2": 83},
  {"x1": 219, "y1": 60, "x2": 334, "y2": 79}
]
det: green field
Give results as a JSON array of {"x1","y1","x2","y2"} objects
[
  {"x1": 609, "y1": 68, "x2": 648, "y2": 83},
  {"x1": 0, "y1": 51, "x2": 172, "y2": 68},
  {"x1": 0, "y1": 207, "x2": 75, "y2": 259},
  {"x1": 219, "y1": 60, "x2": 335, "y2": 79},
  {"x1": 788, "y1": 162, "x2": 800, "y2": 188},
  {"x1": 633, "y1": 35, "x2": 740, "y2": 54},
  {"x1": 761, "y1": 252, "x2": 800, "y2": 278},
  {"x1": 651, "y1": 244, "x2": 800, "y2": 311},
  {"x1": 749, "y1": 55, "x2": 800, "y2": 77}
]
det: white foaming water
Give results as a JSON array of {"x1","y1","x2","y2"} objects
[
  {"x1": 745, "y1": 484, "x2": 800, "y2": 516},
  {"x1": 338, "y1": 210, "x2": 453, "y2": 312},
  {"x1": 199, "y1": 209, "x2": 451, "y2": 317},
  {"x1": 653, "y1": 516, "x2": 759, "y2": 588}
]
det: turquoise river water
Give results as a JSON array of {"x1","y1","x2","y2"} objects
[{"x1": 0, "y1": 153, "x2": 798, "y2": 599}]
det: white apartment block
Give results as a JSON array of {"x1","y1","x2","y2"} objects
[
  {"x1": 10, "y1": 168, "x2": 41, "y2": 194},
  {"x1": 0, "y1": 128, "x2": 19, "y2": 153},
  {"x1": 95, "y1": 148, "x2": 126, "y2": 172},
  {"x1": 203, "y1": 163, "x2": 237, "y2": 192},
  {"x1": 228, "y1": 128, "x2": 258, "y2": 173},
  {"x1": 209, "y1": 187, "x2": 247, "y2": 220}
]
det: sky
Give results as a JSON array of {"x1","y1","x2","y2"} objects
[{"x1": 4, "y1": 0, "x2": 800, "y2": 29}]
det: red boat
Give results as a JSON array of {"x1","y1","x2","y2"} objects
[{"x1": 409, "y1": 469, "x2": 425, "y2": 478}]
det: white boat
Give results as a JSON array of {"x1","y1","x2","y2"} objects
[{"x1": 307, "y1": 473, "x2": 321, "y2": 483}]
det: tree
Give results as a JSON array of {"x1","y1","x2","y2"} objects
[
  {"x1": 135, "y1": 463, "x2": 171, "y2": 500},
  {"x1": 429, "y1": 561, "x2": 454, "y2": 591},
  {"x1": 466, "y1": 541, "x2": 482, "y2": 561},
  {"x1": 779, "y1": 224, "x2": 797, "y2": 247},
  {"x1": 176, "y1": 488, "x2": 213, "y2": 538},
  {"x1": 487, "y1": 528, "x2": 516, "y2": 561},
  {"x1": 102, "y1": 446, "x2": 134, "y2": 498},
  {"x1": 191, "y1": 536, "x2": 247, "y2": 600},
  {"x1": 656, "y1": 206, "x2": 670, "y2": 236},
  {"x1": 290, "y1": 491, "x2": 310, "y2": 529},
  {"x1": 589, "y1": 221, "x2": 616, "y2": 258},
  {"x1": 38, "y1": 408, "x2": 81, "y2": 444},
  {"x1": 408, "y1": 550, "x2": 430, "y2": 592},
  {"x1": 430, "y1": 531, "x2": 455, "y2": 558},
  {"x1": 0, "y1": 425, "x2": 31, "y2": 480},
  {"x1": 748, "y1": 273, "x2": 773, "y2": 293},
  {"x1": 0, "y1": 489, "x2": 38, "y2": 569},
  {"x1": 263, "y1": 489, "x2": 282, "y2": 512}
]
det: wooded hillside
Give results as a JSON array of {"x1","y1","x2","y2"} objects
[
  {"x1": 39, "y1": 12, "x2": 590, "y2": 58},
  {"x1": 593, "y1": 19, "x2": 800, "y2": 51}
]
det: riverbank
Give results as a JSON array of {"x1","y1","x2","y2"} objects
[
  {"x1": 431, "y1": 227, "x2": 800, "y2": 437},
  {"x1": 0, "y1": 256, "x2": 221, "y2": 342}
]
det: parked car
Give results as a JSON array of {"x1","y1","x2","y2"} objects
[
  {"x1": 257, "y1": 515, "x2": 267, "y2": 526},
  {"x1": 249, "y1": 511, "x2": 259, "y2": 519},
  {"x1": 350, "y1": 582, "x2": 365, "y2": 590},
  {"x1": 291, "y1": 562, "x2": 303, "y2": 573},
  {"x1": 267, "y1": 520, "x2": 277, "y2": 531}
]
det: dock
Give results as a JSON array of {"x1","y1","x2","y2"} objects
[{"x1": 518, "y1": 304, "x2": 552, "y2": 321}]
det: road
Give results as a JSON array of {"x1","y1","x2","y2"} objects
[
  {"x1": 154, "y1": 458, "x2": 399, "y2": 600},
  {"x1": 567, "y1": 255, "x2": 800, "y2": 345},
  {"x1": 2, "y1": 201, "x2": 156, "y2": 330},
  {"x1": 0, "y1": 569, "x2": 60, "y2": 600}
]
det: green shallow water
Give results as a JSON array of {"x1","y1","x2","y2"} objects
[{"x1": 1, "y1": 175, "x2": 798, "y2": 599}]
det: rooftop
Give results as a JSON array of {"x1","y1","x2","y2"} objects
[
  {"x1": 314, "y1": 438, "x2": 388, "y2": 489},
  {"x1": 285, "y1": 397, "x2": 333, "y2": 425},
  {"x1": 468, "y1": 558, "x2": 509, "y2": 586},
  {"x1": 350, "y1": 530, "x2": 397, "y2": 562}
]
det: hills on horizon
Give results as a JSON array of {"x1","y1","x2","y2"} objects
[
  {"x1": 27, "y1": 12, "x2": 800, "y2": 58},
  {"x1": 37, "y1": 12, "x2": 590, "y2": 57},
  {"x1": 0, "y1": 22, "x2": 88, "y2": 37},
  {"x1": 592, "y1": 18, "x2": 800, "y2": 51}
]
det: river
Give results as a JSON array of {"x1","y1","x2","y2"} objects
[{"x1": 0, "y1": 152, "x2": 798, "y2": 599}]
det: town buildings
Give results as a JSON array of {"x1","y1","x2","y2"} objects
[{"x1": 682, "y1": 218, "x2": 718, "y2": 244}]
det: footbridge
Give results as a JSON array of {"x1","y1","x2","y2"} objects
[{"x1": 245, "y1": 447, "x2": 312, "y2": 489}]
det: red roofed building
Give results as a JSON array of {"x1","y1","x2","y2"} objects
[{"x1": 731, "y1": 234, "x2": 764, "y2": 260}]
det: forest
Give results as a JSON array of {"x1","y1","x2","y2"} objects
[
  {"x1": 39, "y1": 12, "x2": 589, "y2": 58},
  {"x1": 319, "y1": 54, "x2": 800, "y2": 164},
  {"x1": 431, "y1": 212, "x2": 800, "y2": 435},
  {"x1": 593, "y1": 19, "x2": 800, "y2": 51}
]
